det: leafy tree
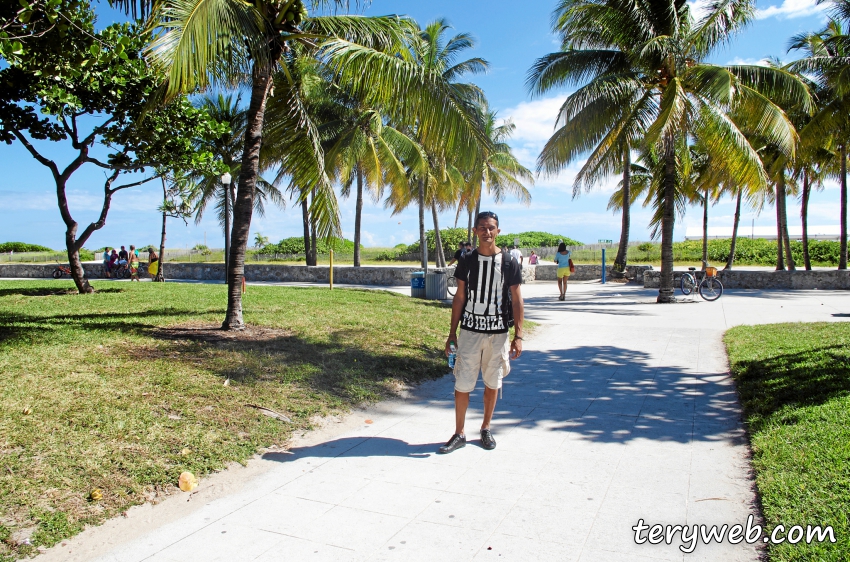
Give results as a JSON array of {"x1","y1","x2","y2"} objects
[
  {"x1": 789, "y1": 12, "x2": 850, "y2": 269},
  {"x1": 0, "y1": 0, "x2": 67, "y2": 63},
  {"x1": 529, "y1": 0, "x2": 811, "y2": 301},
  {"x1": 0, "y1": 6, "x2": 223, "y2": 293},
  {"x1": 117, "y1": 0, "x2": 489, "y2": 329}
]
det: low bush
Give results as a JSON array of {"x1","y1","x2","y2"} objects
[
  {"x1": 627, "y1": 238, "x2": 847, "y2": 266},
  {"x1": 0, "y1": 242, "x2": 54, "y2": 253},
  {"x1": 258, "y1": 236, "x2": 358, "y2": 257},
  {"x1": 384, "y1": 229, "x2": 583, "y2": 260}
]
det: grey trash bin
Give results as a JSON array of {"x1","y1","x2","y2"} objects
[
  {"x1": 410, "y1": 271, "x2": 426, "y2": 298},
  {"x1": 425, "y1": 271, "x2": 448, "y2": 300}
]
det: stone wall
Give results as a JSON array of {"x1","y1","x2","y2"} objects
[
  {"x1": 533, "y1": 264, "x2": 652, "y2": 283},
  {"x1": 643, "y1": 269, "x2": 850, "y2": 290}
]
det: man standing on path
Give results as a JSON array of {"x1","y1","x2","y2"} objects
[
  {"x1": 447, "y1": 241, "x2": 465, "y2": 267},
  {"x1": 440, "y1": 211, "x2": 524, "y2": 454},
  {"x1": 510, "y1": 245, "x2": 524, "y2": 267}
]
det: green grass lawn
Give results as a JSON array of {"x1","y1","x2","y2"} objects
[
  {"x1": 0, "y1": 281, "x2": 452, "y2": 560},
  {"x1": 725, "y1": 323, "x2": 850, "y2": 561}
]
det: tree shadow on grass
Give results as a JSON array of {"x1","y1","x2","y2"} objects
[
  {"x1": 0, "y1": 287, "x2": 125, "y2": 297},
  {"x1": 732, "y1": 344, "x2": 850, "y2": 432}
]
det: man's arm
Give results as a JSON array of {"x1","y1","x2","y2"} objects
[
  {"x1": 509, "y1": 283, "x2": 524, "y2": 359},
  {"x1": 445, "y1": 279, "x2": 466, "y2": 356}
]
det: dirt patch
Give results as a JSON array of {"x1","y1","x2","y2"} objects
[{"x1": 153, "y1": 322, "x2": 293, "y2": 344}]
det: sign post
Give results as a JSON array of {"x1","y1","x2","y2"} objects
[{"x1": 601, "y1": 248, "x2": 607, "y2": 284}]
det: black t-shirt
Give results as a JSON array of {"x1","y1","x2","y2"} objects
[
  {"x1": 118, "y1": 249, "x2": 128, "y2": 260},
  {"x1": 454, "y1": 249, "x2": 464, "y2": 261},
  {"x1": 454, "y1": 249, "x2": 522, "y2": 334}
]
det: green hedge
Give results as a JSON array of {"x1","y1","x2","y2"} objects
[
  {"x1": 628, "y1": 238, "x2": 847, "y2": 266},
  {"x1": 258, "y1": 236, "x2": 357, "y2": 256},
  {"x1": 0, "y1": 242, "x2": 54, "y2": 252},
  {"x1": 381, "y1": 229, "x2": 583, "y2": 260}
]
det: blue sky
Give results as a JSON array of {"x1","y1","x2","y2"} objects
[{"x1": 0, "y1": 0, "x2": 840, "y2": 251}]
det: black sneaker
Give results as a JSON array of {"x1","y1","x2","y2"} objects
[
  {"x1": 480, "y1": 429, "x2": 497, "y2": 450},
  {"x1": 438, "y1": 434, "x2": 466, "y2": 454}
]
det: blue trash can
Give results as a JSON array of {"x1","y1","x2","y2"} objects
[{"x1": 410, "y1": 271, "x2": 425, "y2": 298}]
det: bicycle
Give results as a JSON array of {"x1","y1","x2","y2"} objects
[
  {"x1": 52, "y1": 264, "x2": 71, "y2": 279},
  {"x1": 110, "y1": 263, "x2": 132, "y2": 280},
  {"x1": 680, "y1": 261, "x2": 724, "y2": 301}
]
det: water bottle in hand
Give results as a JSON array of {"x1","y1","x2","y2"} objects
[{"x1": 448, "y1": 343, "x2": 457, "y2": 369}]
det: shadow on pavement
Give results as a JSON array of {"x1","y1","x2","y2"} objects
[{"x1": 258, "y1": 344, "x2": 745, "y2": 463}]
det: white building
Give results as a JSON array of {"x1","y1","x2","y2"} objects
[{"x1": 684, "y1": 225, "x2": 843, "y2": 241}]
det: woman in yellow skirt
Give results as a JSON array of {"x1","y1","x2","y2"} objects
[{"x1": 553, "y1": 242, "x2": 572, "y2": 300}]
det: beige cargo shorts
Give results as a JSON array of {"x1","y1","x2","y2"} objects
[{"x1": 453, "y1": 329, "x2": 511, "y2": 392}]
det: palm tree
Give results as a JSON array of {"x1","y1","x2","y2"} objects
[
  {"x1": 402, "y1": 18, "x2": 490, "y2": 270},
  {"x1": 460, "y1": 108, "x2": 533, "y2": 247},
  {"x1": 323, "y1": 104, "x2": 425, "y2": 266},
  {"x1": 117, "y1": 2, "x2": 490, "y2": 329},
  {"x1": 529, "y1": 0, "x2": 812, "y2": 301},
  {"x1": 191, "y1": 93, "x2": 284, "y2": 278},
  {"x1": 790, "y1": 14, "x2": 850, "y2": 269}
]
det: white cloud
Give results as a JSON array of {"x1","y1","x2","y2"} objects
[
  {"x1": 725, "y1": 57, "x2": 771, "y2": 66},
  {"x1": 688, "y1": 0, "x2": 711, "y2": 21},
  {"x1": 501, "y1": 96, "x2": 568, "y2": 145},
  {"x1": 756, "y1": 0, "x2": 827, "y2": 19}
]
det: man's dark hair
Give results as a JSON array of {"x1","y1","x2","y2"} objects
[{"x1": 476, "y1": 211, "x2": 499, "y2": 227}]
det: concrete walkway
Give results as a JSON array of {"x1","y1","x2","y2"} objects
[{"x1": 57, "y1": 282, "x2": 849, "y2": 561}]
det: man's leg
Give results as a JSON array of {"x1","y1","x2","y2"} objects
[
  {"x1": 454, "y1": 390, "x2": 470, "y2": 435},
  {"x1": 481, "y1": 386, "x2": 498, "y2": 430}
]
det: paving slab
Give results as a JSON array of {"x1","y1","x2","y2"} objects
[{"x1": 42, "y1": 281, "x2": 850, "y2": 561}]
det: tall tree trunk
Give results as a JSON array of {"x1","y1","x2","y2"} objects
[
  {"x1": 223, "y1": 179, "x2": 231, "y2": 284},
  {"x1": 613, "y1": 148, "x2": 630, "y2": 274},
  {"x1": 725, "y1": 189, "x2": 742, "y2": 270},
  {"x1": 840, "y1": 143, "x2": 848, "y2": 270},
  {"x1": 702, "y1": 187, "x2": 709, "y2": 268},
  {"x1": 155, "y1": 176, "x2": 167, "y2": 282},
  {"x1": 418, "y1": 177, "x2": 427, "y2": 272},
  {"x1": 354, "y1": 166, "x2": 364, "y2": 267},
  {"x1": 65, "y1": 226, "x2": 91, "y2": 293},
  {"x1": 431, "y1": 202, "x2": 446, "y2": 268},
  {"x1": 223, "y1": 61, "x2": 273, "y2": 330},
  {"x1": 801, "y1": 169, "x2": 811, "y2": 270},
  {"x1": 472, "y1": 184, "x2": 482, "y2": 247},
  {"x1": 310, "y1": 188, "x2": 318, "y2": 266},
  {"x1": 657, "y1": 138, "x2": 677, "y2": 303},
  {"x1": 301, "y1": 196, "x2": 311, "y2": 263},
  {"x1": 775, "y1": 181, "x2": 785, "y2": 271},
  {"x1": 466, "y1": 206, "x2": 473, "y2": 243},
  {"x1": 779, "y1": 172, "x2": 795, "y2": 271}
]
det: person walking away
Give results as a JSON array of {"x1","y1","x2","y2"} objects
[
  {"x1": 102, "y1": 247, "x2": 112, "y2": 278},
  {"x1": 554, "y1": 242, "x2": 572, "y2": 300},
  {"x1": 129, "y1": 245, "x2": 140, "y2": 282},
  {"x1": 147, "y1": 247, "x2": 159, "y2": 280},
  {"x1": 440, "y1": 211, "x2": 524, "y2": 454},
  {"x1": 109, "y1": 249, "x2": 119, "y2": 278},
  {"x1": 529, "y1": 251, "x2": 539, "y2": 265},
  {"x1": 510, "y1": 245, "x2": 524, "y2": 267},
  {"x1": 447, "y1": 241, "x2": 465, "y2": 267}
]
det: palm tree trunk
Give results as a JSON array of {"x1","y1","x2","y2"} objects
[
  {"x1": 431, "y1": 202, "x2": 446, "y2": 267},
  {"x1": 310, "y1": 188, "x2": 318, "y2": 266},
  {"x1": 223, "y1": 61, "x2": 273, "y2": 330},
  {"x1": 725, "y1": 190, "x2": 742, "y2": 270},
  {"x1": 775, "y1": 181, "x2": 785, "y2": 271},
  {"x1": 840, "y1": 144, "x2": 847, "y2": 270},
  {"x1": 613, "y1": 148, "x2": 630, "y2": 274},
  {"x1": 301, "y1": 195, "x2": 311, "y2": 265},
  {"x1": 779, "y1": 172, "x2": 795, "y2": 271},
  {"x1": 418, "y1": 177, "x2": 427, "y2": 272},
  {"x1": 472, "y1": 185, "x2": 482, "y2": 247},
  {"x1": 802, "y1": 169, "x2": 811, "y2": 270},
  {"x1": 701, "y1": 188, "x2": 708, "y2": 268},
  {"x1": 223, "y1": 180, "x2": 231, "y2": 284},
  {"x1": 657, "y1": 139, "x2": 677, "y2": 303},
  {"x1": 354, "y1": 166, "x2": 364, "y2": 267},
  {"x1": 156, "y1": 177, "x2": 167, "y2": 282},
  {"x1": 466, "y1": 206, "x2": 473, "y2": 243}
]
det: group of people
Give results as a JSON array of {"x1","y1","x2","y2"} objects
[
  {"x1": 102, "y1": 245, "x2": 159, "y2": 281},
  {"x1": 449, "y1": 241, "x2": 574, "y2": 300}
]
